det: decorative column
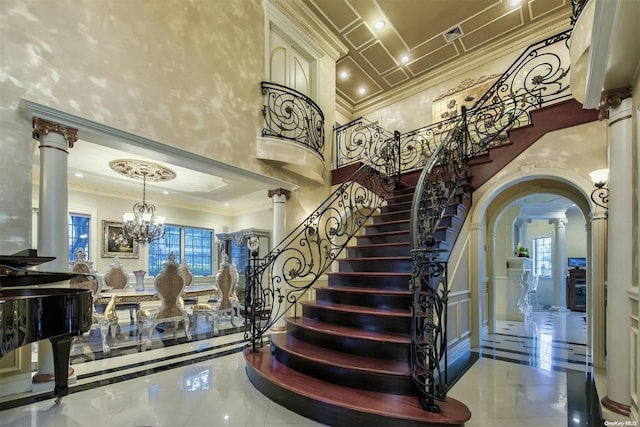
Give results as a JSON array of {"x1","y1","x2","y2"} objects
[
  {"x1": 267, "y1": 188, "x2": 291, "y2": 331},
  {"x1": 468, "y1": 222, "x2": 486, "y2": 346},
  {"x1": 550, "y1": 217, "x2": 569, "y2": 312},
  {"x1": 590, "y1": 210, "x2": 607, "y2": 369},
  {"x1": 31, "y1": 118, "x2": 78, "y2": 386},
  {"x1": 600, "y1": 88, "x2": 633, "y2": 416}
]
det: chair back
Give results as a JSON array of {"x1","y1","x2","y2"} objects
[
  {"x1": 155, "y1": 253, "x2": 187, "y2": 319},
  {"x1": 179, "y1": 259, "x2": 193, "y2": 286},
  {"x1": 216, "y1": 253, "x2": 238, "y2": 310},
  {"x1": 69, "y1": 248, "x2": 101, "y2": 299},
  {"x1": 104, "y1": 257, "x2": 129, "y2": 289}
]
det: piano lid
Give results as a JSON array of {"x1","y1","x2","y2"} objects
[{"x1": 0, "y1": 250, "x2": 89, "y2": 287}]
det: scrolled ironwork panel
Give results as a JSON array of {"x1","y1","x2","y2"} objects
[
  {"x1": 410, "y1": 248, "x2": 449, "y2": 412},
  {"x1": 244, "y1": 164, "x2": 397, "y2": 350},
  {"x1": 261, "y1": 82, "x2": 325, "y2": 159}
]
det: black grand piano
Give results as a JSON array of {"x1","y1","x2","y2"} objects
[{"x1": 0, "y1": 250, "x2": 93, "y2": 403}]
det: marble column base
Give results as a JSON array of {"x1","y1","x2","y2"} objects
[{"x1": 601, "y1": 395, "x2": 631, "y2": 416}]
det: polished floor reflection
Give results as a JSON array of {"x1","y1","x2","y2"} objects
[
  {"x1": 0, "y1": 311, "x2": 601, "y2": 426},
  {"x1": 479, "y1": 311, "x2": 589, "y2": 372}
]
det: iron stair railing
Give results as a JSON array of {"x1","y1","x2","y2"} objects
[
  {"x1": 244, "y1": 163, "x2": 398, "y2": 351},
  {"x1": 408, "y1": 29, "x2": 572, "y2": 412}
]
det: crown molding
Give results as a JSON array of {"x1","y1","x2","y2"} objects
[
  {"x1": 266, "y1": 0, "x2": 349, "y2": 61},
  {"x1": 20, "y1": 98, "x2": 298, "y2": 192}
]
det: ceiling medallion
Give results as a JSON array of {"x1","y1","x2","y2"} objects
[{"x1": 109, "y1": 159, "x2": 177, "y2": 182}]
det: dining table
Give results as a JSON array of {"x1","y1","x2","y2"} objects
[{"x1": 94, "y1": 284, "x2": 217, "y2": 305}]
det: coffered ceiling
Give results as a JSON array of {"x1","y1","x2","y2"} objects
[{"x1": 303, "y1": 0, "x2": 571, "y2": 112}]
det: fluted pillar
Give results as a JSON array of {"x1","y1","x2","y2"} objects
[
  {"x1": 268, "y1": 188, "x2": 291, "y2": 331},
  {"x1": 31, "y1": 118, "x2": 77, "y2": 385},
  {"x1": 550, "y1": 217, "x2": 569, "y2": 312},
  {"x1": 601, "y1": 90, "x2": 633, "y2": 416}
]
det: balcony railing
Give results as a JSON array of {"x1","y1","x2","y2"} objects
[
  {"x1": 571, "y1": 0, "x2": 590, "y2": 26},
  {"x1": 261, "y1": 81, "x2": 325, "y2": 160}
]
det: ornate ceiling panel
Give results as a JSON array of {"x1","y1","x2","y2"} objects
[{"x1": 304, "y1": 0, "x2": 571, "y2": 112}]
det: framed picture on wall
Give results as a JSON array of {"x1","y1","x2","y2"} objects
[{"x1": 102, "y1": 220, "x2": 139, "y2": 258}]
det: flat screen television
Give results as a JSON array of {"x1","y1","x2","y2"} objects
[{"x1": 568, "y1": 257, "x2": 587, "y2": 268}]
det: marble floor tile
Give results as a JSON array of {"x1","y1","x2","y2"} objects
[{"x1": 1, "y1": 309, "x2": 599, "y2": 427}]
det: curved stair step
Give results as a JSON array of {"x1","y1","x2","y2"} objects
[
  {"x1": 269, "y1": 334, "x2": 416, "y2": 395},
  {"x1": 327, "y1": 271, "x2": 412, "y2": 290},
  {"x1": 286, "y1": 317, "x2": 410, "y2": 361},
  {"x1": 244, "y1": 346, "x2": 471, "y2": 427},
  {"x1": 317, "y1": 286, "x2": 415, "y2": 310},
  {"x1": 300, "y1": 301, "x2": 413, "y2": 337}
]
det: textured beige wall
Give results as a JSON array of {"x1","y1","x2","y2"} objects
[{"x1": 0, "y1": 0, "x2": 336, "y2": 254}]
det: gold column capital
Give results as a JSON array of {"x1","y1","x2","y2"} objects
[
  {"x1": 268, "y1": 188, "x2": 291, "y2": 200},
  {"x1": 598, "y1": 87, "x2": 632, "y2": 120},
  {"x1": 32, "y1": 117, "x2": 79, "y2": 148}
]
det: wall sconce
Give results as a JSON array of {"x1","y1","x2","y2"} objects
[{"x1": 589, "y1": 168, "x2": 609, "y2": 211}]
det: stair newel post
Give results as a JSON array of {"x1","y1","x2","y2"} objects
[
  {"x1": 459, "y1": 106, "x2": 469, "y2": 161},
  {"x1": 246, "y1": 236, "x2": 261, "y2": 352},
  {"x1": 394, "y1": 130, "x2": 401, "y2": 184},
  {"x1": 410, "y1": 243, "x2": 450, "y2": 413}
]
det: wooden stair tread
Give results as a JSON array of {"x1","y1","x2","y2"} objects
[
  {"x1": 339, "y1": 256, "x2": 412, "y2": 261},
  {"x1": 377, "y1": 208, "x2": 411, "y2": 215},
  {"x1": 356, "y1": 230, "x2": 409, "y2": 237},
  {"x1": 270, "y1": 334, "x2": 410, "y2": 375},
  {"x1": 365, "y1": 219, "x2": 410, "y2": 226},
  {"x1": 327, "y1": 271, "x2": 412, "y2": 277},
  {"x1": 347, "y1": 242, "x2": 409, "y2": 249},
  {"x1": 302, "y1": 301, "x2": 411, "y2": 317},
  {"x1": 322, "y1": 286, "x2": 412, "y2": 296},
  {"x1": 245, "y1": 347, "x2": 471, "y2": 425},
  {"x1": 287, "y1": 317, "x2": 409, "y2": 343}
]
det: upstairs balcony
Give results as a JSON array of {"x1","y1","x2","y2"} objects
[{"x1": 256, "y1": 82, "x2": 325, "y2": 183}]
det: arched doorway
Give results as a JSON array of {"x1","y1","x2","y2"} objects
[{"x1": 467, "y1": 169, "x2": 606, "y2": 370}]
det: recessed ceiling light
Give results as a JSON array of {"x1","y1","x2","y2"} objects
[
  {"x1": 162, "y1": 190, "x2": 169, "y2": 195},
  {"x1": 400, "y1": 55, "x2": 409, "y2": 64},
  {"x1": 74, "y1": 172, "x2": 83, "y2": 178},
  {"x1": 374, "y1": 20, "x2": 385, "y2": 30},
  {"x1": 509, "y1": 0, "x2": 521, "y2": 6},
  {"x1": 224, "y1": 203, "x2": 229, "y2": 206},
  {"x1": 358, "y1": 87, "x2": 366, "y2": 95},
  {"x1": 339, "y1": 71, "x2": 348, "y2": 80}
]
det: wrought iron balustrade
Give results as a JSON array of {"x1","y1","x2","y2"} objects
[
  {"x1": 571, "y1": 0, "x2": 590, "y2": 26},
  {"x1": 244, "y1": 164, "x2": 397, "y2": 351},
  {"x1": 408, "y1": 30, "x2": 572, "y2": 412},
  {"x1": 261, "y1": 81, "x2": 325, "y2": 159}
]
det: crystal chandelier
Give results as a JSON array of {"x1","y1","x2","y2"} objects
[{"x1": 109, "y1": 159, "x2": 176, "y2": 246}]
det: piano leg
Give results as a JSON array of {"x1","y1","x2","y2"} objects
[{"x1": 50, "y1": 334, "x2": 74, "y2": 403}]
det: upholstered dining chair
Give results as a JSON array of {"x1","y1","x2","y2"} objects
[
  {"x1": 216, "y1": 255, "x2": 240, "y2": 327},
  {"x1": 189, "y1": 252, "x2": 238, "y2": 334},
  {"x1": 179, "y1": 259, "x2": 198, "y2": 307},
  {"x1": 137, "y1": 253, "x2": 191, "y2": 350},
  {"x1": 102, "y1": 257, "x2": 140, "y2": 324},
  {"x1": 187, "y1": 256, "x2": 217, "y2": 334},
  {"x1": 69, "y1": 248, "x2": 118, "y2": 353}
]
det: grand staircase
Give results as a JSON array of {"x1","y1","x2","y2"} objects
[
  {"x1": 244, "y1": 24, "x2": 604, "y2": 425},
  {"x1": 244, "y1": 182, "x2": 472, "y2": 426}
]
